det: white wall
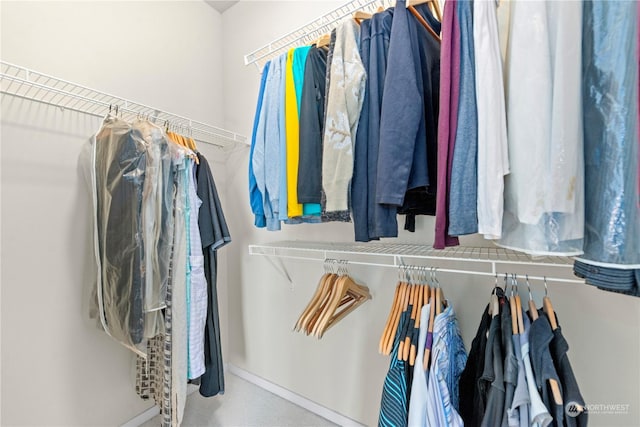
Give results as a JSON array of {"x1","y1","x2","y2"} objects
[
  {"x1": 2, "y1": 1, "x2": 639, "y2": 426},
  {"x1": 222, "y1": 2, "x2": 640, "y2": 426},
  {"x1": 0, "y1": 1, "x2": 227, "y2": 425}
]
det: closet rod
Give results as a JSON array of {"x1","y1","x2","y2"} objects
[
  {"x1": 0, "y1": 61, "x2": 248, "y2": 149},
  {"x1": 243, "y1": 0, "x2": 385, "y2": 70},
  {"x1": 248, "y1": 241, "x2": 585, "y2": 284}
]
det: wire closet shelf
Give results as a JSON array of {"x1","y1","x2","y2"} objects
[
  {"x1": 249, "y1": 241, "x2": 584, "y2": 284},
  {"x1": 244, "y1": 0, "x2": 388, "y2": 70},
  {"x1": 0, "y1": 61, "x2": 248, "y2": 149}
]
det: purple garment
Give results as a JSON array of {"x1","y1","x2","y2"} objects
[
  {"x1": 434, "y1": 0, "x2": 461, "y2": 249},
  {"x1": 425, "y1": 331, "x2": 434, "y2": 350}
]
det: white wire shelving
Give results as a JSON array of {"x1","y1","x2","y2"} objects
[
  {"x1": 0, "y1": 61, "x2": 248, "y2": 149},
  {"x1": 244, "y1": 0, "x2": 389, "y2": 70},
  {"x1": 249, "y1": 241, "x2": 584, "y2": 284}
]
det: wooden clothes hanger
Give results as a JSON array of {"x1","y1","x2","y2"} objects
[
  {"x1": 305, "y1": 273, "x2": 338, "y2": 334},
  {"x1": 353, "y1": 10, "x2": 373, "y2": 25},
  {"x1": 379, "y1": 279, "x2": 403, "y2": 353},
  {"x1": 508, "y1": 275, "x2": 518, "y2": 335},
  {"x1": 299, "y1": 262, "x2": 338, "y2": 334},
  {"x1": 542, "y1": 277, "x2": 558, "y2": 330},
  {"x1": 422, "y1": 282, "x2": 436, "y2": 370},
  {"x1": 381, "y1": 267, "x2": 409, "y2": 355},
  {"x1": 314, "y1": 33, "x2": 331, "y2": 48},
  {"x1": 295, "y1": 267, "x2": 332, "y2": 332},
  {"x1": 407, "y1": 0, "x2": 442, "y2": 21},
  {"x1": 384, "y1": 280, "x2": 411, "y2": 355},
  {"x1": 313, "y1": 262, "x2": 371, "y2": 338}
]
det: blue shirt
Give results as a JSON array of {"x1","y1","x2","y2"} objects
[
  {"x1": 249, "y1": 61, "x2": 270, "y2": 228},
  {"x1": 449, "y1": 0, "x2": 479, "y2": 236}
]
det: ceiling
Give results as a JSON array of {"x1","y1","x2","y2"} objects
[{"x1": 204, "y1": 1, "x2": 239, "y2": 13}]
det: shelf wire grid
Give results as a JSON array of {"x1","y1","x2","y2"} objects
[
  {"x1": 248, "y1": 241, "x2": 583, "y2": 284},
  {"x1": 244, "y1": 0, "x2": 388, "y2": 70},
  {"x1": 0, "y1": 61, "x2": 248, "y2": 149}
]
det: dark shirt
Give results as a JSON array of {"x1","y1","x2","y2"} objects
[
  {"x1": 530, "y1": 312, "x2": 564, "y2": 426},
  {"x1": 459, "y1": 304, "x2": 492, "y2": 426},
  {"x1": 501, "y1": 301, "x2": 518, "y2": 427},
  {"x1": 196, "y1": 153, "x2": 231, "y2": 397},
  {"x1": 297, "y1": 47, "x2": 327, "y2": 205},
  {"x1": 480, "y1": 312, "x2": 505, "y2": 427},
  {"x1": 378, "y1": 2, "x2": 441, "y2": 232},
  {"x1": 550, "y1": 319, "x2": 588, "y2": 427}
]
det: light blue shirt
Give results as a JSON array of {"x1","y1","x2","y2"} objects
[
  {"x1": 253, "y1": 54, "x2": 284, "y2": 230},
  {"x1": 426, "y1": 305, "x2": 466, "y2": 427}
]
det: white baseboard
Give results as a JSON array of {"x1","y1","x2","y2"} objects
[{"x1": 227, "y1": 364, "x2": 366, "y2": 427}]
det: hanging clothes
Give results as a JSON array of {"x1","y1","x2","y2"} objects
[
  {"x1": 378, "y1": 2, "x2": 441, "y2": 237},
  {"x1": 91, "y1": 117, "x2": 148, "y2": 352},
  {"x1": 87, "y1": 113, "x2": 230, "y2": 427},
  {"x1": 550, "y1": 318, "x2": 588, "y2": 427},
  {"x1": 321, "y1": 28, "x2": 352, "y2": 223},
  {"x1": 297, "y1": 47, "x2": 327, "y2": 207},
  {"x1": 285, "y1": 48, "x2": 304, "y2": 218},
  {"x1": 378, "y1": 310, "x2": 410, "y2": 427},
  {"x1": 458, "y1": 304, "x2": 492, "y2": 426},
  {"x1": 577, "y1": 0, "x2": 640, "y2": 267},
  {"x1": 425, "y1": 304, "x2": 466, "y2": 426},
  {"x1": 249, "y1": 60, "x2": 270, "y2": 228},
  {"x1": 407, "y1": 304, "x2": 430, "y2": 426},
  {"x1": 395, "y1": 0, "x2": 442, "y2": 234},
  {"x1": 448, "y1": 0, "x2": 478, "y2": 237},
  {"x1": 254, "y1": 53, "x2": 286, "y2": 231},
  {"x1": 187, "y1": 159, "x2": 207, "y2": 380},
  {"x1": 473, "y1": 0, "x2": 509, "y2": 240},
  {"x1": 521, "y1": 313, "x2": 553, "y2": 427},
  {"x1": 196, "y1": 152, "x2": 232, "y2": 397},
  {"x1": 322, "y1": 19, "x2": 366, "y2": 213},
  {"x1": 499, "y1": 1, "x2": 584, "y2": 255},
  {"x1": 353, "y1": 7, "x2": 396, "y2": 242},
  {"x1": 433, "y1": 0, "x2": 461, "y2": 249},
  {"x1": 508, "y1": 308, "x2": 530, "y2": 427},
  {"x1": 478, "y1": 307, "x2": 505, "y2": 427}
]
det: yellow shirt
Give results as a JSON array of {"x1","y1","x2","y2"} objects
[{"x1": 285, "y1": 48, "x2": 303, "y2": 217}]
